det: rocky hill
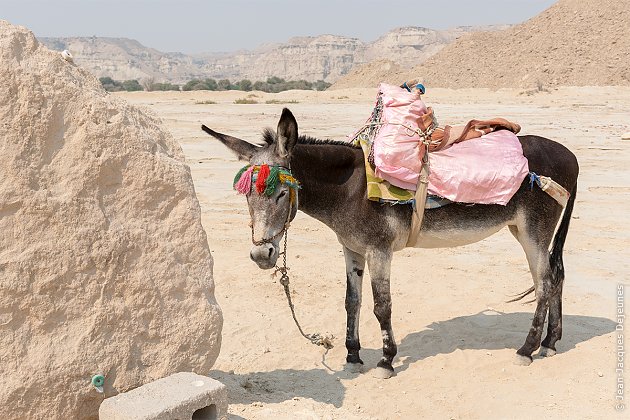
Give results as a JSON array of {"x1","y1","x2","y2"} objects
[
  {"x1": 40, "y1": 26, "x2": 503, "y2": 84},
  {"x1": 396, "y1": 0, "x2": 630, "y2": 89}
]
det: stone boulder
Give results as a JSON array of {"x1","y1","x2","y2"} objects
[{"x1": 0, "y1": 21, "x2": 222, "y2": 419}]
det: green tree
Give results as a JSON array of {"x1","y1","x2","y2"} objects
[
  {"x1": 99, "y1": 77, "x2": 123, "y2": 92},
  {"x1": 217, "y1": 79, "x2": 232, "y2": 91},
  {"x1": 121, "y1": 79, "x2": 142, "y2": 91},
  {"x1": 253, "y1": 81, "x2": 268, "y2": 92},
  {"x1": 183, "y1": 78, "x2": 219, "y2": 91},
  {"x1": 99, "y1": 77, "x2": 115, "y2": 85},
  {"x1": 152, "y1": 82, "x2": 180, "y2": 91},
  {"x1": 182, "y1": 79, "x2": 200, "y2": 91},
  {"x1": 286, "y1": 80, "x2": 311, "y2": 90},
  {"x1": 239, "y1": 79, "x2": 253, "y2": 91},
  {"x1": 204, "y1": 78, "x2": 218, "y2": 90},
  {"x1": 267, "y1": 76, "x2": 285, "y2": 85}
]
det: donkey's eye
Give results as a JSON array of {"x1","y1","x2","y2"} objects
[{"x1": 276, "y1": 190, "x2": 287, "y2": 204}]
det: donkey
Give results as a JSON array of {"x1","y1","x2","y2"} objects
[{"x1": 202, "y1": 108, "x2": 579, "y2": 378}]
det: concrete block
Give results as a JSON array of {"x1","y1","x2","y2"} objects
[{"x1": 99, "y1": 372, "x2": 227, "y2": 420}]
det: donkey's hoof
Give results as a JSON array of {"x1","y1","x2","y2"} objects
[
  {"x1": 372, "y1": 360, "x2": 394, "y2": 379},
  {"x1": 539, "y1": 346, "x2": 556, "y2": 357},
  {"x1": 344, "y1": 362, "x2": 364, "y2": 374},
  {"x1": 372, "y1": 366, "x2": 395, "y2": 379},
  {"x1": 514, "y1": 354, "x2": 533, "y2": 366}
]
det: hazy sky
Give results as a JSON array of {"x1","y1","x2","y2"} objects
[{"x1": 2, "y1": 0, "x2": 556, "y2": 54}]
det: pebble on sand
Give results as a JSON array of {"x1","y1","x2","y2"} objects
[{"x1": 622, "y1": 132, "x2": 630, "y2": 140}]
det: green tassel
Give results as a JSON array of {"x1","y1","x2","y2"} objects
[
  {"x1": 264, "y1": 165, "x2": 280, "y2": 196},
  {"x1": 233, "y1": 165, "x2": 250, "y2": 188}
]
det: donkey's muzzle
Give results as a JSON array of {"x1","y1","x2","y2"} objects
[{"x1": 250, "y1": 243, "x2": 278, "y2": 270}]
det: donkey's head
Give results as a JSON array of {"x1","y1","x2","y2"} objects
[{"x1": 202, "y1": 108, "x2": 299, "y2": 269}]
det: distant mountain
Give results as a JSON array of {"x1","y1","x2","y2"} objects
[
  {"x1": 40, "y1": 36, "x2": 204, "y2": 83},
  {"x1": 364, "y1": 25, "x2": 509, "y2": 69},
  {"x1": 40, "y1": 25, "x2": 507, "y2": 84}
]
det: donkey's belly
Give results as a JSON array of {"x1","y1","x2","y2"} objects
[{"x1": 411, "y1": 219, "x2": 509, "y2": 249}]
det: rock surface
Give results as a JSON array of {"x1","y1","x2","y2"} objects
[{"x1": 0, "y1": 20, "x2": 222, "y2": 419}]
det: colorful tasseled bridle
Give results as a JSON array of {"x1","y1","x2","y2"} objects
[
  {"x1": 234, "y1": 164, "x2": 298, "y2": 200},
  {"x1": 233, "y1": 164, "x2": 299, "y2": 246}
]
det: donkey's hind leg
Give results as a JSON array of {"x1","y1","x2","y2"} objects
[
  {"x1": 343, "y1": 246, "x2": 366, "y2": 370},
  {"x1": 540, "y1": 278, "x2": 563, "y2": 357},
  {"x1": 509, "y1": 224, "x2": 554, "y2": 365}
]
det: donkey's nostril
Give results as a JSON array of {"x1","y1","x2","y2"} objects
[{"x1": 268, "y1": 246, "x2": 274, "y2": 258}]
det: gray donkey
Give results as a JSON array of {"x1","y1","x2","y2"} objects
[{"x1": 202, "y1": 108, "x2": 579, "y2": 378}]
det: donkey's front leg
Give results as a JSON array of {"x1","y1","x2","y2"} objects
[
  {"x1": 343, "y1": 246, "x2": 366, "y2": 370},
  {"x1": 366, "y1": 249, "x2": 397, "y2": 379}
]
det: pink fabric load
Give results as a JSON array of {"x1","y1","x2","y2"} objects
[
  {"x1": 372, "y1": 83, "x2": 428, "y2": 188},
  {"x1": 427, "y1": 130, "x2": 530, "y2": 205},
  {"x1": 371, "y1": 83, "x2": 529, "y2": 205}
]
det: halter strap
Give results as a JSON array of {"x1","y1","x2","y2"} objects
[{"x1": 250, "y1": 206, "x2": 292, "y2": 246}]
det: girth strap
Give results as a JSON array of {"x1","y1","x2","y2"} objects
[{"x1": 406, "y1": 152, "x2": 430, "y2": 247}]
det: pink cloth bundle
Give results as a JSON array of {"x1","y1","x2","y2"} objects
[
  {"x1": 372, "y1": 83, "x2": 428, "y2": 188},
  {"x1": 371, "y1": 83, "x2": 529, "y2": 205}
]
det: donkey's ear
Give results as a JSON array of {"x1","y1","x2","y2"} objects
[
  {"x1": 201, "y1": 125, "x2": 259, "y2": 161},
  {"x1": 276, "y1": 108, "x2": 298, "y2": 158}
]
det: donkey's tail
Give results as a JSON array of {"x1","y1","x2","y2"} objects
[
  {"x1": 507, "y1": 285, "x2": 535, "y2": 303},
  {"x1": 549, "y1": 181, "x2": 577, "y2": 288},
  {"x1": 509, "y1": 181, "x2": 577, "y2": 303}
]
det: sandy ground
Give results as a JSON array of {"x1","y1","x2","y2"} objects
[{"x1": 117, "y1": 87, "x2": 629, "y2": 419}]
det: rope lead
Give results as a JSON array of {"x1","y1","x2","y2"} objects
[{"x1": 273, "y1": 229, "x2": 334, "y2": 350}]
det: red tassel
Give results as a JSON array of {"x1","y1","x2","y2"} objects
[{"x1": 256, "y1": 164, "x2": 270, "y2": 194}]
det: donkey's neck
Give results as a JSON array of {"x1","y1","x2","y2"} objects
[{"x1": 290, "y1": 141, "x2": 364, "y2": 225}]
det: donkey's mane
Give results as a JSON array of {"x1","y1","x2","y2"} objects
[
  {"x1": 298, "y1": 136, "x2": 361, "y2": 148},
  {"x1": 262, "y1": 128, "x2": 360, "y2": 149}
]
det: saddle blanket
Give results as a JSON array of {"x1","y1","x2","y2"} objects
[{"x1": 427, "y1": 129, "x2": 529, "y2": 205}]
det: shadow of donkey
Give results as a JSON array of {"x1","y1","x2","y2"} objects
[{"x1": 211, "y1": 311, "x2": 615, "y2": 410}]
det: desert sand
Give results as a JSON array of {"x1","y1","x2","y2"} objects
[{"x1": 118, "y1": 86, "x2": 629, "y2": 419}]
